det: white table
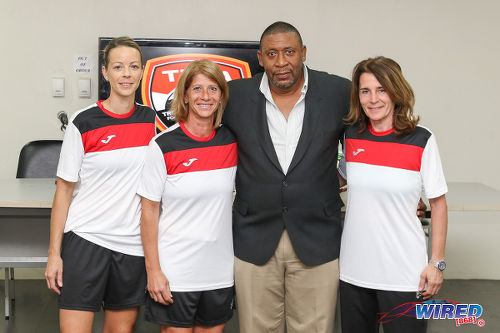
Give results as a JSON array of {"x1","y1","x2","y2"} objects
[{"x1": 0, "y1": 178, "x2": 56, "y2": 319}]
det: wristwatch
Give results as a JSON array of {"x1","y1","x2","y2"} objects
[{"x1": 430, "y1": 260, "x2": 446, "y2": 272}]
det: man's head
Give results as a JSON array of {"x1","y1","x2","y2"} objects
[
  {"x1": 259, "y1": 21, "x2": 303, "y2": 49},
  {"x1": 258, "y1": 21, "x2": 306, "y2": 92}
]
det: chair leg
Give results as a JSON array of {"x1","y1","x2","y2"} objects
[
  {"x1": 9, "y1": 268, "x2": 15, "y2": 301},
  {"x1": 4, "y1": 268, "x2": 10, "y2": 319}
]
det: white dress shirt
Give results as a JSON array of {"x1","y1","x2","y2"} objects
[{"x1": 259, "y1": 65, "x2": 309, "y2": 174}]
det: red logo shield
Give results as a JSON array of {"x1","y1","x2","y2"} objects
[{"x1": 141, "y1": 54, "x2": 253, "y2": 131}]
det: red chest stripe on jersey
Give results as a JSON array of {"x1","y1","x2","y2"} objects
[
  {"x1": 82, "y1": 123, "x2": 155, "y2": 153},
  {"x1": 164, "y1": 143, "x2": 237, "y2": 175},
  {"x1": 345, "y1": 139, "x2": 424, "y2": 171}
]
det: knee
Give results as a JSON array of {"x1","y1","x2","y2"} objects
[
  {"x1": 102, "y1": 325, "x2": 134, "y2": 333},
  {"x1": 102, "y1": 317, "x2": 136, "y2": 333}
]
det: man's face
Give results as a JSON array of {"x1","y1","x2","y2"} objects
[{"x1": 258, "y1": 32, "x2": 306, "y2": 92}]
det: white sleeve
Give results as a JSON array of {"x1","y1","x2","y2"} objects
[
  {"x1": 421, "y1": 133, "x2": 448, "y2": 199},
  {"x1": 56, "y1": 121, "x2": 84, "y2": 182},
  {"x1": 137, "y1": 140, "x2": 167, "y2": 202}
]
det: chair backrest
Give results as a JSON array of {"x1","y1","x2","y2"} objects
[{"x1": 16, "y1": 140, "x2": 63, "y2": 178}]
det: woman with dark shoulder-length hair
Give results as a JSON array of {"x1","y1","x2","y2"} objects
[
  {"x1": 339, "y1": 56, "x2": 448, "y2": 333},
  {"x1": 45, "y1": 37, "x2": 156, "y2": 332},
  {"x1": 139, "y1": 59, "x2": 237, "y2": 333}
]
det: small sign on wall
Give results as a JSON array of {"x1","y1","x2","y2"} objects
[
  {"x1": 78, "y1": 78, "x2": 91, "y2": 98},
  {"x1": 74, "y1": 55, "x2": 93, "y2": 74}
]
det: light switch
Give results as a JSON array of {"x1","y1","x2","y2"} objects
[
  {"x1": 78, "y1": 78, "x2": 91, "y2": 98},
  {"x1": 52, "y1": 78, "x2": 65, "y2": 97}
]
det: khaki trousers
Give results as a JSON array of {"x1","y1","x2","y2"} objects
[{"x1": 235, "y1": 230, "x2": 339, "y2": 333}]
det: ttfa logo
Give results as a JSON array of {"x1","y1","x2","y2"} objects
[
  {"x1": 141, "y1": 54, "x2": 253, "y2": 132},
  {"x1": 415, "y1": 300, "x2": 485, "y2": 327}
]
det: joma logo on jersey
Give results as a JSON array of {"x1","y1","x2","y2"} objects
[
  {"x1": 182, "y1": 158, "x2": 198, "y2": 167},
  {"x1": 353, "y1": 148, "x2": 365, "y2": 156},
  {"x1": 101, "y1": 135, "x2": 116, "y2": 144},
  {"x1": 141, "y1": 54, "x2": 253, "y2": 132}
]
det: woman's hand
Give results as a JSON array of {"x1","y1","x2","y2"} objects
[
  {"x1": 45, "y1": 254, "x2": 63, "y2": 295},
  {"x1": 147, "y1": 269, "x2": 173, "y2": 305},
  {"x1": 418, "y1": 264, "x2": 443, "y2": 300}
]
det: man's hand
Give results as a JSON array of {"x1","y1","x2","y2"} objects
[{"x1": 417, "y1": 199, "x2": 427, "y2": 220}]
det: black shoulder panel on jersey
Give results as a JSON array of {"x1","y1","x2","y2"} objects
[
  {"x1": 345, "y1": 125, "x2": 431, "y2": 148},
  {"x1": 155, "y1": 125, "x2": 236, "y2": 154},
  {"x1": 73, "y1": 104, "x2": 156, "y2": 134}
]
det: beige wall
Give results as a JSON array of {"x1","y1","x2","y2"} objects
[{"x1": 1, "y1": 0, "x2": 499, "y2": 191}]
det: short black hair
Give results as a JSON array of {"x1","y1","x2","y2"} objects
[{"x1": 259, "y1": 21, "x2": 303, "y2": 50}]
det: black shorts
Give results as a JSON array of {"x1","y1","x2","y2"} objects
[
  {"x1": 340, "y1": 280, "x2": 427, "y2": 333},
  {"x1": 145, "y1": 287, "x2": 234, "y2": 327},
  {"x1": 58, "y1": 231, "x2": 147, "y2": 311}
]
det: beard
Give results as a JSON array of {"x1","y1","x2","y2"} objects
[{"x1": 269, "y1": 70, "x2": 297, "y2": 89}]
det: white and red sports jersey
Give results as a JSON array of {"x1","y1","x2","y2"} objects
[
  {"x1": 58, "y1": 101, "x2": 156, "y2": 256},
  {"x1": 339, "y1": 124, "x2": 447, "y2": 292},
  {"x1": 138, "y1": 122, "x2": 237, "y2": 292}
]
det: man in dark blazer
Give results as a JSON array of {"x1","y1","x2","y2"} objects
[{"x1": 223, "y1": 21, "x2": 350, "y2": 333}]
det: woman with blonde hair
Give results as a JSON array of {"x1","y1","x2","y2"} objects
[
  {"x1": 139, "y1": 59, "x2": 237, "y2": 333},
  {"x1": 339, "y1": 56, "x2": 448, "y2": 333},
  {"x1": 45, "y1": 36, "x2": 156, "y2": 333}
]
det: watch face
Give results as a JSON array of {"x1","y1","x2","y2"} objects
[{"x1": 438, "y1": 261, "x2": 446, "y2": 271}]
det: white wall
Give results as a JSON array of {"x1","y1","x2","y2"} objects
[{"x1": 1, "y1": 0, "x2": 499, "y2": 189}]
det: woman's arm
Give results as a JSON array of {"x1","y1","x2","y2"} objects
[
  {"x1": 418, "y1": 194, "x2": 448, "y2": 300},
  {"x1": 45, "y1": 177, "x2": 75, "y2": 294},
  {"x1": 141, "y1": 197, "x2": 173, "y2": 305}
]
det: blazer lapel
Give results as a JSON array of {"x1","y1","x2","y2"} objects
[
  {"x1": 287, "y1": 70, "x2": 321, "y2": 174},
  {"x1": 252, "y1": 91, "x2": 283, "y2": 173}
]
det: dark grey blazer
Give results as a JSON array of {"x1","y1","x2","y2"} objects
[{"x1": 223, "y1": 68, "x2": 350, "y2": 266}]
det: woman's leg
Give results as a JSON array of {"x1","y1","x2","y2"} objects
[
  {"x1": 194, "y1": 323, "x2": 226, "y2": 333},
  {"x1": 147, "y1": 288, "x2": 232, "y2": 333},
  {"x1": 339, "y1": 280, "x2": 379, "y2": 333},
  {"x1": 58, "y1": 233, "x2": 109, "y2": 333},
  {"x1": 101, "y1": 251, "x2": 147, "y2": 333},
  {"x1": 160, "y1": 325, "x2": 193, "y2": 333},
  {"x1": 158, "y1": 322, "x2": 226, "y2": 333},
  {"x1": 60, "y1": 309, "x2": 94, "y2": 333},
  {"x1": 377, "y1": 290, "x2": 427, "y2": 333},
  {"x1": 102, "y1": 307, "x2": 140, "y2": 333}
]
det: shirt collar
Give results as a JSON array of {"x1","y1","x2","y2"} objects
[{"x1": 259, "y1": 64, "x2": 309, "y2": 103}]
